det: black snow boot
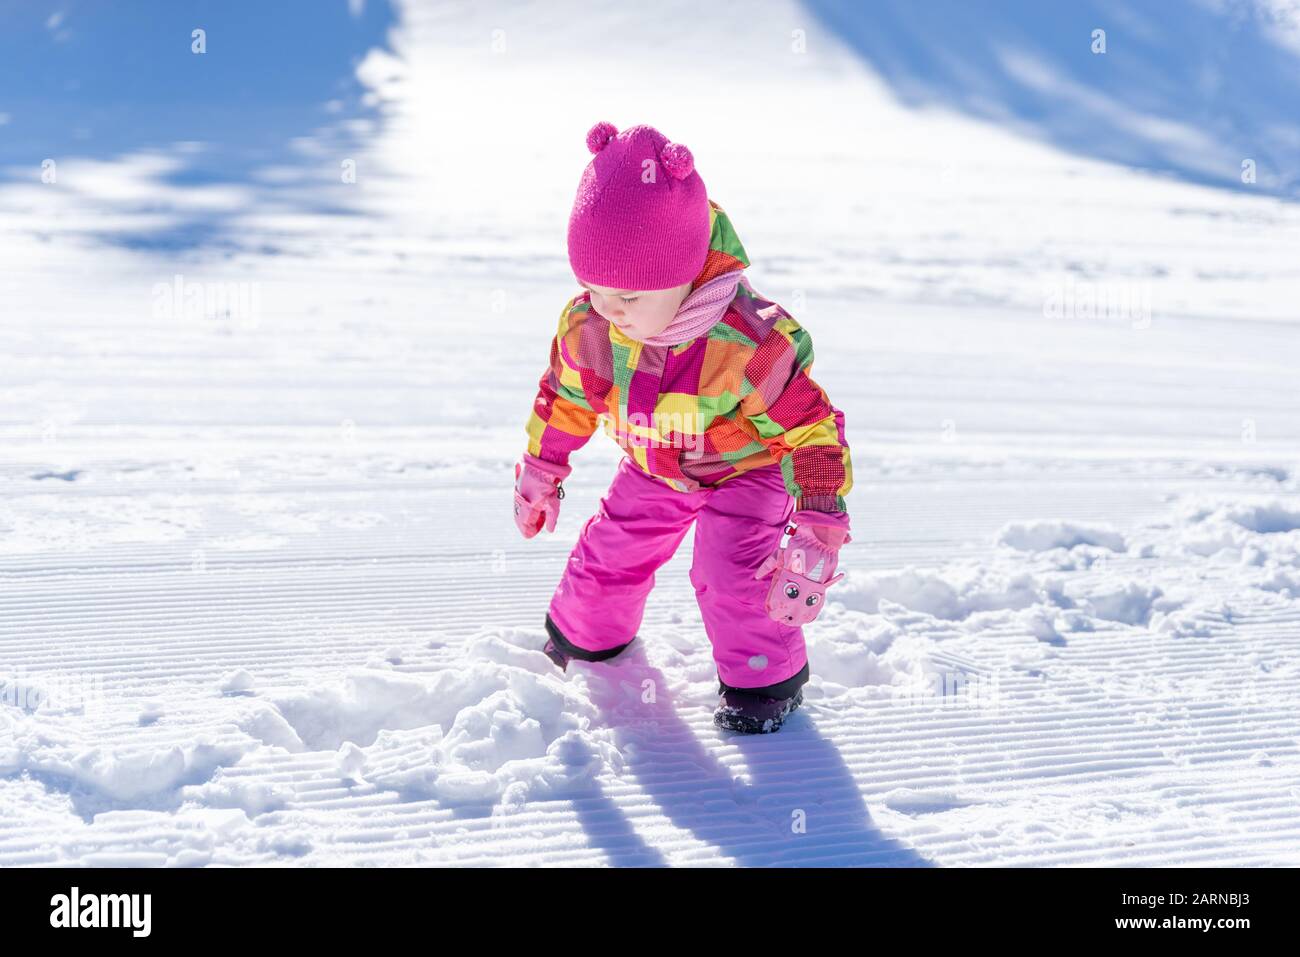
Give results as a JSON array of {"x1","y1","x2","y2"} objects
[
  {"x1": 713, "y1": 687, "x2": 804, "y2": 734},
  {"x1": 713, "y1": 663, "x2": 809, "y2": 733},
  {"x1": 542, "y1": 613, "x2": 635, "y2": 672}
]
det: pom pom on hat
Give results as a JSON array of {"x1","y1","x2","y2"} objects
[
  {"x1": 660, "y1": 141, "x2": 694, "y2": 180},
  {"x1": 586, "y1": 121, "x2": 619, "y2": 154}
]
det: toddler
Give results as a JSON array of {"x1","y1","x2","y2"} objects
[{"x1": 514, "y1": 121, "x2": 853, "y2": 733}]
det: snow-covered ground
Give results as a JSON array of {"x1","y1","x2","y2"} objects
[{"x1": 2, "y1": 0, "x2": 1299, "y2": 865}]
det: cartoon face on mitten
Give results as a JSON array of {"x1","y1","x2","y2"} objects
[{"x1": 762, "y1": 548, "x2": 844, "y2": 625}]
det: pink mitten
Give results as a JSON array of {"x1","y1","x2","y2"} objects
[
  {"x1": 513, "y1": 453, "x2": 570, "y2": 538},
  {"x1": 754, "y1": 510, "x2": 852, "y2": 625}
]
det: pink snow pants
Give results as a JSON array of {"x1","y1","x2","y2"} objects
[{"x1": 546, "y1": 455, "x2": 809, "y2": 695}]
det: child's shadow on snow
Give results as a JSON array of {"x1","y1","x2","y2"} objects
[{"x1": 570, "y1": 647, "x2": 931, "y2": 867}]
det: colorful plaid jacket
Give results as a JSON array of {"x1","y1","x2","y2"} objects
[{"x1": 525, "y1": 200, "x2": 853, "y2": 514}]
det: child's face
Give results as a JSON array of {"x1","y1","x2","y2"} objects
[{"x1": 579, "y1": 279, "x2": 693, "y2": 341}]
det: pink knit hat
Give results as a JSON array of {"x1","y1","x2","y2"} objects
[{"x1": 567, "y1": 121, "x2": 711, "y2": 292}]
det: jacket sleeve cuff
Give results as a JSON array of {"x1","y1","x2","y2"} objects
[
  {"x1": 794, "y1": 494, "x2": 848, "y2": 516},
  {"x1": 522, "y1": 451, "x2": 573, "y2": 480}
]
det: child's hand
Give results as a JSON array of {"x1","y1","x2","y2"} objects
[
  {"x1": 754, "y1": 510, "x2": 851, "y2": 626},
  {"x1": 513, "y1": 453, "x2": 571, "y2": 538}
]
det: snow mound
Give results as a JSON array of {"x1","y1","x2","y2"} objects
[
  {"x1": 1173, "y1": 496, "x2": 1300, "y2": 567},
  {"x1": 357, "y1": 709, "x2": 622, "y2": 807},
  {"x1": 250, "y1": 632, "x2": 622, "y2": 808},
  {"x1": 0, "y1": 725, "x2": 259, "y2": 804},
  {"x1": 180, "y1": 772, "x2": 292, "y2": 817},
  {"x1": 265, "y1": 660, "x2": 593, "y2": 752},
  {"x1": 219, "y1": 670, "x2": 255, "y2": 696},
  {"x1": 834, "y1": 559, "x2": 1183, "y2": 638},
  {"x1": 881, "y1": 787, "x2": 974, "y2": 814},
  {"x1": 1076, "y1": 582, "x2": 1166, "y2": 626},
  {"x1": 996, "y1": 520, "x2": 1126, "y2": 553},
  {"x1": 1221, "y1": 501, "x2": 1300, "y2": 535},
  {"x1": 837, "y1": 565, "x2": 1058, "y2": 620},
  {"x1": 806, "y1": 618, "x2": 904, "y2": 688},
  {"x1": 1149, "y1": 602, "x2": 1233, "y2": 638},
  {"x1": 1255, "y1": 568, "x2": 1300, "y2": 599}
]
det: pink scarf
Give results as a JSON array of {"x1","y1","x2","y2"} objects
[{"x1": 640, "y1": 269, "x2": 750, "y2": 347}]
